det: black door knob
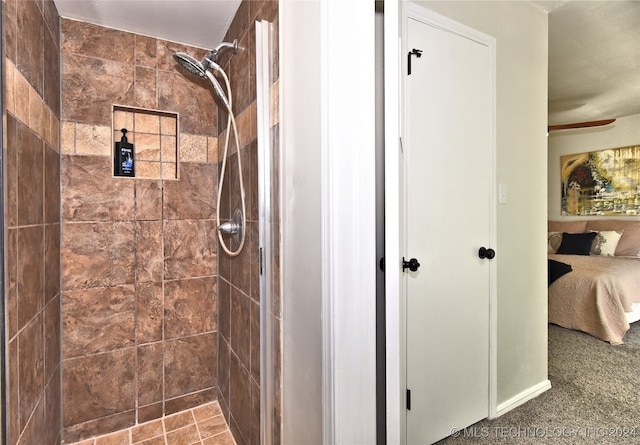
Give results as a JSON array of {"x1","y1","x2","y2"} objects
[
  {"x1": 478, "y1": 247, "x2": 495, "y2": 260},
  {"x1": 403, "y1": 257, "x2": 421, "y2": 272}
]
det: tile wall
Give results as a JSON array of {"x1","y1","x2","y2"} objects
[
  {"x1": 59, "y1": 19, "x2": 220, "y2": 442},
  {"x1": 215, "y1": 1, "x2": 281, "y2": 445},
  {"x1": 3, "y1": 0, "x2": 62, "y2": 444}
]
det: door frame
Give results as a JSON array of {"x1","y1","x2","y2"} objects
[{"x1": 387, "y1": 3, "x2": 498, "y2": 441}]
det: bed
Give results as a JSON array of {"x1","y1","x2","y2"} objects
[
  {"x1": 548, "y1": 220, "x2": 640, "y2": 344},
  {"x1": 548, "y1": 253, "x2": 640, "y2": 344}
]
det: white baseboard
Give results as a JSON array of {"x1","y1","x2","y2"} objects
[{"x1": 495, "y1": 380, "x2": 552, "y2": 417}]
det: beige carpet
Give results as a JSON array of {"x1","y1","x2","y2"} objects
[{"x1": 435, "y1": 322, "x2": 640, "y2": 444}]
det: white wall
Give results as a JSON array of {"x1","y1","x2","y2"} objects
[
  {"x1": 548, "y1": 113, "x2": 640, "y2": 221},
  {"x1": 416, "y1": 1, "x2": 550, "y2": 408}
]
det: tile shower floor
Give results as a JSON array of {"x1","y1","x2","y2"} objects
[{"x1": 67, "y1": 401, "x2": 236, "y2": 445}]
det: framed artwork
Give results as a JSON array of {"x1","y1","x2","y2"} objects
[{"x1": 561, "y1": 145, "x2": 640, "y2": 216}]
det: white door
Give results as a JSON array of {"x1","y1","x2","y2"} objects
[{"x1": 404, "y1": 11, "x2": 495, "y2": 445}]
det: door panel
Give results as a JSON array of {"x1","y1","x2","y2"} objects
[{"x1": 405, "y1": 15, "x2": 493, "y2": 445}]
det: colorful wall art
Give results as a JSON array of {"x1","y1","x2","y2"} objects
[{"x1": 562, "y1": 145, "x2": 640, "y2": 216}]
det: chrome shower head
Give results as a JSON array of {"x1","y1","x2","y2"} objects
[{"x1": 173, "y1": 52, "x2": 207, "y2": 78}]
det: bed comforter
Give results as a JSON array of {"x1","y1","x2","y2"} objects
[{"x1": 548, "y1": 253, "x2": 640, "y2": 344}]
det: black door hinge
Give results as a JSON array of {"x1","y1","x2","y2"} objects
[{"x1": 406, "y1": 389, "x2": 411, "y2": 410}]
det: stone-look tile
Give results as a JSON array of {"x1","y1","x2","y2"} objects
[
  {"x1": 62, "y1": 52, "x2": 134, "y2": 125},
  {"x1": 179, "y1": 133, "x2": 208, "y2": 162},
  {"x1": 4, "y1": 0, "x2": 17, "y2": 64},
  {"x1": 45, "y1": 367, "x2": 62, "y2": 445},
  {"x1": 44, "y1": 144, "x2": 61, "y2": 224},
  {"x1": 43, "y1": 1, "x2": 61, "y2": 116},
  {"x1": 229, "y1": 28, "x2": 256, "y2": 117},
  {"x1": 17, "y1": 118, "x2": 44, "y2": 226},
  {"x1": 135, "y1": 180, "x2": 163, "y2": 220},
  {"x1": 246, "y1": 142, "x2": 258, "y2": 222},
  {"x1": 217, "y1": 337, "x2": 231, "y2": 414},
  {"x1": 7, "y1": 338, "x2": 19, "y2": 445},
  {"x1": 6, "y1": 229, "x2": 18, "y2": 340},
  {"x1": 61, "y1": 155, "x2": 135, "y2": 221},
  {"x1": 135, "y1": 66, "x2": 157, "y2": 109},
  {"x1": 63, "y1": 349, "x2": 136, "y2": 427},
  {"x1": 61, "y1": 221, "x2": 135, "y2": 290},
  {"x1": 136, "y1": 112, "x2": 160, "y2": 134},
  {"x1": 14, "y1": 66, "x2": 31, "y2": 126},
  {"x1": 202, "y1": 430, "x2": 237, "y2": 445},
  {"x1": 161, "y1": 135, "x2": 177, "y2": 162},
  {"x1": 161, "y1": 115, "x2": 177, "y2": 135},
  {"x1": 163, "y1": 409, "x2": 194, "y2": 432},
  {"x1": 114, "y1": 110, "x2": 135, "y2": 131},
  {"x1": 250, "y1": 300, "x2": 260, "y2": 383},
  {"x1": 163, "y1": 219, "x2": 217, "y2": 280},
  {"x1": 164, "y1": 162, "x2": 216, "y2": 220},
  {"x1": 29, "y1": 85, "x2": 48, "y2": 140},
  {"x1": 250, "y1": 378, "x2": 260, "y2": 445},
  {"x1": 63, "y1": 285, "x2": 135, "y2": 358},
  {"x1": 131, "y1": 418, "x2": 163, "y2": 443},
  {"x1": 63, "y1": 410, "x2": 135, "y2": 444},
  {"x1": 75, "y1": 123, "x2": 111, "y2": 156},
  {"x1": 165, "y1": 333, "x2": 216, "y2": 398},
  {"x1": 165, "y1": 424, "x2": 200, "y2": 445},
  {"x1": 136, "y1": 282, "x2": 163, "y2": 344},
  {"x1": 165, "y1": 389, "x2": 216, "y2": 416},
  {"x1": 16, "y1": 0, "x2": 44, "y2": 97},
  {"x1": 19, "y1": 395, "x2": 47, "y2": 445},
  {"x1": 230, "y1": 287, "x2": 250, "y2": 369},
  {"x1": 138, "y1": 403, "x2": 163, "y2": 425},
  {"x1": 193, "y1": 402, "x2": 222, "y2": 421},
  {"x1": 61, "y1": 120, "x2": 76, "y2": 154},
  {"x1": 208, "y1": 136, "x2": 218, "y2": 163},
  {"x1": 95, "y1": 429, "x2": 130, "y2": 445},
  {"x1": 199, "y1": 414, "x2": 229, "y2": 440},
  {"x1": 135, "y1": 132, "x2": 161, "y2": 161},
  {"x1": 45, "y1": 223, "x2": 61, "y2": 302},
  {"x1": 18, "y1": 225, "x2": 44, "y2": 329},
  {"x1": 218, "y1": 279, "x2": 231, "y2": 342},
  {"x1": 62, "y1": 18, "x2": 135, "y2": 64},
  {"x1": 138, "y1": 342, "x2": 164, "y2": 407},
  {"x1": 157, "y1": 70, "x2": 217, "y2": 136},
  {"x1": 19, "y1": 313, "x2": 45, "y2": 431},
  {"x1": 135, "y1": 34, "x2": 158, "y2": 68},
  {"x1": 162, "y1": 162, "x2": 177, "y2": 180},
  {"x1": 5, "y1": 115, "x2": 18, "y2": 227},
  {"x1": 136, "y1": 221, "x2": 163, "y2": 282},
  {"x1": 271, "y1": 79, "x2": 280, "y2": 126},
  {"x1": 136, "y1": 161, "x2": 161, "y2": 179},
  {"x1": 165, "y1": 277, "x2": 216, "y2": 339},
  {"x1": 228, "y1": 220, "x2": 253, "y2": 296},
  {"x1": 5, "y1": 59, "x2": 16, "y2": 115},
  {"x1": 44, "y1": 294, "x2": 61, "y2": 382}
]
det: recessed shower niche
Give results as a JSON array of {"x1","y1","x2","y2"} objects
[{"x1": 112, "y1": 105, "x2": 179, "y2": 179}]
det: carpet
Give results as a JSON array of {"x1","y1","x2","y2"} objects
[{"x1": 433, "y1": 322, "x2": 640, "y2": 444}]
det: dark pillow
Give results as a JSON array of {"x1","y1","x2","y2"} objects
[
  {"x1": 548, "y1": 259, "x2": 572, "y2": 285},
  {"x1": 556, "y1": 232, "x2": 597, "y2": 255}
]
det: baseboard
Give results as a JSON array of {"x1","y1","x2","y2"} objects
[{"x1": 495, "y1": 379, "x2": 551, "y2": 417}]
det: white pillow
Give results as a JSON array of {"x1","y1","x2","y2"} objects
[
  {"x1": 548, "y1": 232, "x2": 562, "y2": 253},
  {"x1": 590, "y1": 230, "x2": 624, "y2": 256}
]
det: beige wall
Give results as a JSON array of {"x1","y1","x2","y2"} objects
[
  {"x1": 416, "y1": 1, "x2": 550, "y2": 407},
  {"x1": 548, "y1": 113, "x2": 640, "y2": 221}
]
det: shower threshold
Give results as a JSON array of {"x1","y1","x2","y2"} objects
[{"x1": 65, "y1": 401, "x2": 236, "y2": 445}]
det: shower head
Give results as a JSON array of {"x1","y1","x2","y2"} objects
[{"x1": 173, "y1": 52, "x2": 207, "y2": 78}]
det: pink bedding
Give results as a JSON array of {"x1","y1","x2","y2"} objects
[{"x1": 548, "y1": 253, "x2": 640, "y2": 344}]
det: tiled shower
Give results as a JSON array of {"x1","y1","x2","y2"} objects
[{"x1": 2, "y1": 0, "x2": 281, "y2": 444}]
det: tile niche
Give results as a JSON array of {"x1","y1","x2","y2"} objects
[{"x1": 113, "y1": 106, "x2": 179, "y2": 180}]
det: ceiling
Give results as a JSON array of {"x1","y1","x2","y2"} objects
[
  {"x1": 53, "y1": 0, "x2": 640, "y2": 127},
  {"x1": 53, "y1": 0, "x2": 242, "y2": 50}
]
